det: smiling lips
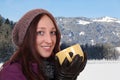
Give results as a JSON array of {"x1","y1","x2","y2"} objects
[{"x1": 42, "y1": 46, "x2": 52, "y2": 51}]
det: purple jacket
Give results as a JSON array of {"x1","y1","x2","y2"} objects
[
  {"x1": 0, "y1": 62, "x2": 27, "y2": 80},
  {"x1": 0, "y1": 60, "x2": 54, "y2": 80}
]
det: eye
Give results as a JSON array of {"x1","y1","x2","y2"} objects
[
  {"x1": 37, "y1": 31, "x2": 44, "y2": 36},
  {"x1": 51, "y1": 31, "x2": 56, "y2": 35}
]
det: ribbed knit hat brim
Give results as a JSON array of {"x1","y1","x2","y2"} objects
[{"x1": 12, "y1": 9, "x2": 55, "y2": 47}]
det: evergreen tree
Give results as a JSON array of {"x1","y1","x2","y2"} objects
[
  {"x1": 5, "y1": 18, "x2": 10, "y2": 24},
  {"x1": 0, "y1": 15, "x2": 3, "y2": 26},
  {"x1": 0, "y1": 20, "x2": 14, "y2": 62}
]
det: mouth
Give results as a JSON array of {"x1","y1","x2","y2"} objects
[{"x1": 42, "y1": 46, "x2": 52, "y2": 51}]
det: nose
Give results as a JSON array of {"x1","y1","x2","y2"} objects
[{"x1": 45, "y1": 33, "x2": 52, "y2": 44}]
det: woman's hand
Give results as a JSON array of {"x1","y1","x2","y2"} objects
[{"x1": 55, "y1": 52, "x2": 87, "y2": 80}]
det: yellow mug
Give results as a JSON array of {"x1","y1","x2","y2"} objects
[{"x1": 56, "y1": 44, "x2": 84, "y2": 65}]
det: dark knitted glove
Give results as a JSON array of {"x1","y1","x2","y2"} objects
[{"x1": 55, "y1": 52, "x2": 87, "y2": 80}]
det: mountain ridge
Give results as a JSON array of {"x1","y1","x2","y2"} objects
[
  {"x1": 56, "y1": 16, "x2": 120, "y2": 47},
  {"x1": 1, "y1": 15, "x2": 120, "y2": 47}
]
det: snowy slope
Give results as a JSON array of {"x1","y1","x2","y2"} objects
[{"x1": 76, "y1": 16, "x2": 120, "y2": 25}]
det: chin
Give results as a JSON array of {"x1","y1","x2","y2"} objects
[{"x1": 42, "y1": 54, "x2": 51, "y2": 58}]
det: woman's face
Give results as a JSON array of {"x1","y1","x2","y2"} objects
[{"x1": 36, "y1": 15, "x2": 56, "y2": 58}]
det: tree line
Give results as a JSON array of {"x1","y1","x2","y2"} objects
[
  {"x1": 60, "y1": 42, "x2": 119, "y2": 60},
  {"x1": 0, "y1": 15, "x2": 15, "y2": 62}
]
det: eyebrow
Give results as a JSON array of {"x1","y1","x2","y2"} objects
[
  {"x1": 38, "y1": 27, "x2": 56, "y2": 29},
  {"x1": 52, "y1": 27, "x2": 56, "y2": 30},
  {"x1": 37, "y1": 27, "x2": 56, "y2": 30},
  {"x1": 37, "y1": 27, "x2": 45, "y2": 30}
]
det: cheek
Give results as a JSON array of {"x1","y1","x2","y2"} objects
[{"x1": 36, "y1": 36, "x2": 42, "y2": 44}]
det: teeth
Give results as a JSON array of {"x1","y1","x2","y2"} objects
[{"x1": 43, "y1": 46, "x2": 51, "y2": 48}]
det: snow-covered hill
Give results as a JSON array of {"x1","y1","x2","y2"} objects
[
  {"x1": 56, "y1": 16, "x2": 120, "y2": 46},
  {"x1": 77, "y1": 16, "x2": 120, "y2": 25},
  {"x1": 93, "y1": 16, "x2": 120, "y2": 23}
]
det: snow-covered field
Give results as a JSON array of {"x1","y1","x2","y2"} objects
[
  {"x1": 0, "y1": 60, "x2": 120, "y2": 80},
  {"x1": 78, "y1": 60, "x2": 120, "y2": 80}
]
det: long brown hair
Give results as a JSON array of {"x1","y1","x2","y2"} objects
[{"x1": 9, "y1": 13, "x2": 61, "y2": 80}]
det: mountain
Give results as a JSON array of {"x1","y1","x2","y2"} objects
[
  {"x1": 56, "y1": 16, "x2": 120, "y2": 47},
  {"x1": 1, "y1": 14, "x2": 120, "y2": 47}
]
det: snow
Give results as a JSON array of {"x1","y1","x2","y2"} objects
[
  {"x1": 77, "y1": 16, "x2": 120, "y2": 25},
  {"x1": 115, "y1": 47, "x2": 120, "y2": 53},
  {"x1": 77, "y1": 60, "x2": 120, "y2": 80},
  {"x1": 0, "y1": 63, "x2": 3, "y2": 67},
  {"x1": 93, "y1": 16, "x2": 120, "y2": 23},
  {"x1": 90, "y1": 39, "x2": 95, "y2": 45},
  {"x1": 79, "y1": 31, "x2": 85, "y2": 36},
  {"x1": 77, "y1": 20, "x2": 91, "y2": 25},
  {"x1": 0, "y1": 60, "x2": 120, "y2": 80}
]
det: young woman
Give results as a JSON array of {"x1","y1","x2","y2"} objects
[{"x1": 0, "y1": 9, "x2": 87, "y2": 80}]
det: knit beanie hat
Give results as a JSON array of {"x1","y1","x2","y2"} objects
[{"x1": 12, "y1": 9, "x2": 57, "y2": 47}]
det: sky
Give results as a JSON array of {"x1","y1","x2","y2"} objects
[{"x1": 0, "y1": 0, "x2": 120, "y2": 22}]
